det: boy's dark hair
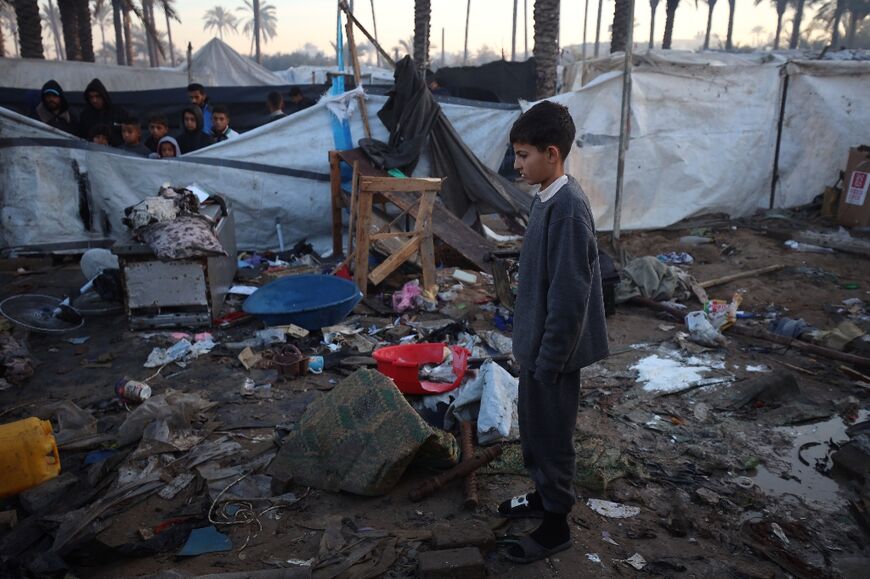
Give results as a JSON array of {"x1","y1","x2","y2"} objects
[
  {"x1": 288, "y1": 86, "x2": 303, "y2": 98},
  {"x1": 187, "y1": 82, "x2": 205, "y2": 93},
  {"x1": 120, "y1": 116, "x2": 141, "y2": 127},
  {"x1": 509, "y1": 101, "x2": 576, "y2": 162},
  {"x1": 267, "y1": 91, "x2": 283, "y2": 107},
  {"x1": 88, "y1": 124, "x2": 111, "y2": 139},
  {"x1": 212, "y1": 104, "x2": 229, "y2": 117},
  {"x1": 147, "y1": 113, "x2": 168, "y2": 127}
]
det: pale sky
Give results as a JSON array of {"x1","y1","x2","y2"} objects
[{"x1": 174, "y1": 0, "x2": 817, "y2": 58}]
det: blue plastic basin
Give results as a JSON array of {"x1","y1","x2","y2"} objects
[{"x1": 242, "y1": 274, "x2": 363, "y2": 330}]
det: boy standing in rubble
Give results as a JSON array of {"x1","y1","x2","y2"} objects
[{"x1": 498, "y1": 101, "x2": 609, "y2": 563}]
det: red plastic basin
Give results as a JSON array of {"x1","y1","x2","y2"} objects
[{"x1": 372, "y1": 342, "x2": 470, "y2": 395}]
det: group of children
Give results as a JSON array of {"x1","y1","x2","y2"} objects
[{"x1": 32, "y1": 79, "x2": 310, "y2": 160}]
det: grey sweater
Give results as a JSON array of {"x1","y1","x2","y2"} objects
[{"x1": 512, "y1": 176, "x2": 609, "y2": 383}]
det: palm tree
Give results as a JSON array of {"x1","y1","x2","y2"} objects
[
  {"x1": 41, "y1": 0, "x2": 64, "y2": 59},
  {"x1": 845, "y1": 0, "x2": 870, "y2": 47},
  {"x1": 57, "y1": 0, "x2": 79, "y2": 59},
  {"x1": 412, "y1": 0, "x2": 431, "y2": 73},
  {"x1": 237, "y1": 1, "x2": 276, "y2": 63},
  {"x1": 593, "y1": 0, "x2": 603, "y2": 55},
  {"x1": 93, "y1": 0, "x2": 111, "y2": 62},
  {"x1": 756, "y1": 0, "x2": 789, "y2": 48},
  {"x1": 611, "y1": 0, "x2": 631, "y2": 52},
  {"x1": 699, "y1": 0, "x2": 717, "y2": 49},
  {"x1": 534, "y1": 0, "x2": 560, "y2": 98},
  {"x1": 203, "y1": 5, "x2": 238, "y2": 40},
  {"x1": 649, "y1": 0, "x2": 661, "y2": 48},
  {"x1": 157, "y1": 0, "x2": 178, "y2": 65},
  {"x1": 76, "y1": 0, "x2": 93, "y2": 60},
  {"x1": 790, "y1": 0, "x2": 808, "y2": 48},
  {"x1": 662, "y1": 0, "x2": 679, "y2": 48},
  {"x1": 2, "y1": 3, "x2": 21, "y2": 57},
  {"x1": 13, "y1": 0, "x2": 44, "y2": 58},
  {"x1": 752, "y1": 24, "x2": 766, "y2": 44},
  {"x1": 725, "y1": 0, "x2": 736, "y2": 50},
  {"x1": 110, "y1": 0, "x2": 125, "y2": 64},
  {"x1": 0, "y1": 1, "x2": 6, "y2": 57}
]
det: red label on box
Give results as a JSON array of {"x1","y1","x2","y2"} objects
[{"x1": 846, "y1": 170, "x2": 870, "y2": 206}]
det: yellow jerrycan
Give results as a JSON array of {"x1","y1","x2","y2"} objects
[{"x1": 0, "y1": 417, "x2": 61, "y2": 498}]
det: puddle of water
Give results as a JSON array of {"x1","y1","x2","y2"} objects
[{"x1": 752, "y1": 410, "x2": 869, "y2": 510}]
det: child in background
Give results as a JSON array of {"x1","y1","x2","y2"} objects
[
  {"x1": 118, "y1": 117, "x2": 150, "y2": 156},
  {"x1": 88, "y1": 124, "x2": 111, "y2": 146},
  {"x1": 211, "y1": 105, "x2": 239, "y2": 142},
  {"x1": 145, "y1": 114, "x2": 169, "y2": 154},
  {"x1": 154, "y1": 136, "x2": 180, "y2": 159},
  {"x1": 176, "y1": 106, "x2": 213, "y2": 154}
]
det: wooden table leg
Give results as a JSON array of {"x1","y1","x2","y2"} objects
[
  {"x1": 329, "y1": 151, "x2": 343, "y2": 258},
  {"x1": 417, "y1": 190, "x2": 437, "y2": 295},
  {"x1": 354, "y1": 190, "x2": 373, "y2": 296}
]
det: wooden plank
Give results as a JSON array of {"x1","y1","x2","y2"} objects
[
  {"x1": 360, "y1": 176, "x2": 444, "y2": 193},
  {"x1": 354, "y1": 191, "x2": 373, "y2": 294},
  {"x1": 368, "y1": 235, "x2": 423, "y2": 285},
  {"x1": 329, "y1": 151, "x2": 344, "y2": 257},
  {"x1": 338, "y1": 149, "x2": 497, "y2": 273},
  {"x1": 347, "y1": 161, "x2": 360, "y2": 258},
  {"x1": 370, "y1": 231, "x2": 418, "y2": 241},
  {"x1": 419, "y1": 191, "x2": 437, "y2": 294}
]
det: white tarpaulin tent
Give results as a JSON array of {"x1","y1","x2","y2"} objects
[
  {"x1": 180, "y1": 38, "x2": 285, "y2": 87},
  {"x1": 2, "y1": 54, "x2": 869, "y2": 252},
  {"x1": 0, "y1": 56, "x2": 188, "y2": 91},
  {"x1": 0, "y1": 90, "x2": 519, "y2": 253},
  {"x1": 276, "y1": 65, "x2": 395, "y2": 85}
]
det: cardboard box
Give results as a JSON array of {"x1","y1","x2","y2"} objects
[{"x1": 837, "y1": 146, "x2": 870, "y2": 227}]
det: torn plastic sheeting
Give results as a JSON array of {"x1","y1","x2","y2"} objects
[
  {"x1": 631, "y1": 352, "x2": 726, "y2": 393},
  {"x1": 116, "y1": 390, "x2": 215, "y2": 447},
  {"x1": 443, "y1": 359, "x2": 519, "y2": 444},
  {"x1": 586, "y1": 498, "x2": 641, "y2": 518}
]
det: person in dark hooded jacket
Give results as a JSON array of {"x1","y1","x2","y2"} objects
[
  {"x1": 33, "y1": 80, "x2": 77, "y2": 135},
  {"x1": 175, "y1": 105, "x2": 214, "y2": 154},
  {"x1": 77, "y1": 78, "x2": 128, "y2": 146}
]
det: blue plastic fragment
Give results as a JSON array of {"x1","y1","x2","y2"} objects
[
  {"x1": 177, "y1": 526, "x2": 233, "y2": 556},
  {"x1": 83, "y1": 449, "x2": 117, "y2": 465}
]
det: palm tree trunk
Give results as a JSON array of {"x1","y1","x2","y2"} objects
[
  {"x1": 594, "y1": 0, "x2": 603, "y2": 55},
  {"x1": 773, "y1": 8, "x2": 783, "y2": 49},
  {"x1": 13, "y1": 0, "x2": 43, "y2": 58},
  {"x1": 534, "y1": 0, "x2": 559, "y2": 98},
  {"x1": 254, "y1": 0, "x2": 261, "y2": 64},
  {"x1": 648, "y1": 0, "x2": 658, "y2": 49},
  {"x1": 0, "y1": 18, "x2": 5, "y2": 58},
  {"x1": 112, "y1": 0, "x2": 125, "y2": 65},
  {"x1": 789, "y1": 0, "x2": 804, "y2": 50},
  {"x1": 122, "y1": 0, "x2": 133, "y2": 65},
  {"x1": 831, "y1": 0, "x2": 845, "y2": 48},
  {"x1": 163, "y1": 4, "x2": 175, "y2": 66},
  {"x1": 846, "y1": 10, "x2": 857, "y2": 48},
  {"x1": 144, "y1": 0, "x2": 156, "y2": 67},
  {"x1": 703, "y1": 1, "x2": 715, "y2": 50},
  {"x1": 413, "y1": 0, "x2": 431, "y2": 72},
  {"x1": 511, "y1": 0, "x2": 518, "y2": 60},
  {"x1": 611, "y1": 0, "x2": 629, "y2": 53},
  {"x1": 662, "y1": 0, "x2": 678, "y2": 49},
  {"x1": 76, "y1": 0, "x2": 94, "y2": 61},
  {"x1": 463, "y1": 0, "x2": 470, "y2": 64},
  {"x1": 725, "y1": 0, "x2": 735, "y2": 50}
]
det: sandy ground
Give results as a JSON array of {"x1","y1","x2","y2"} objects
[{"x1": 1, "y1": 210, "x2": 869, "y2": 578}]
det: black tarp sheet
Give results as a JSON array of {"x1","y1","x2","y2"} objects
[{"x1": 434, "y1": 58, "x2": 536, "y2": 103}]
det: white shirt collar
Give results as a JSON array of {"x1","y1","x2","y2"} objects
[{"x1": 536, "y1": 175, "x2": 569, "y2": 203}]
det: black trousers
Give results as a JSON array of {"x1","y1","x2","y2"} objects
[{"x1": 518, "y1": 367, "x2": 581, "y2": 514}]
